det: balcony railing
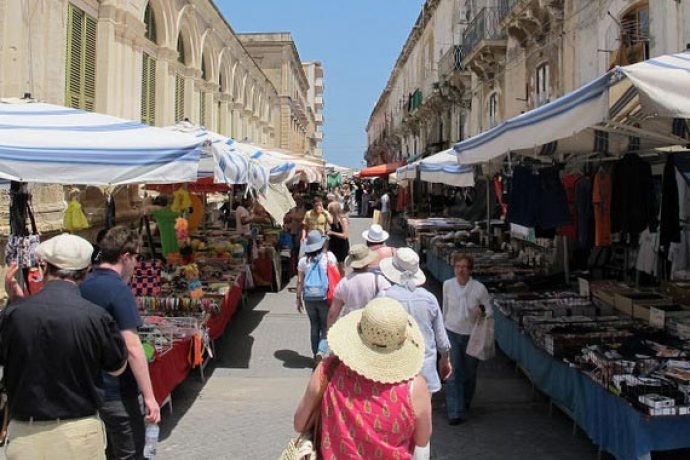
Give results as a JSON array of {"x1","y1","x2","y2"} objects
[
  {"x1": 461, "y1": 7, "x2": 507, "y2": 60},
  {"x1": 498, "y1": 0, "x2": 520, "y2": 22}
]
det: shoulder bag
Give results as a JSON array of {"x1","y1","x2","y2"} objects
[{"x1": 279, "y1": 359, "x2": 339, "y2": 460}]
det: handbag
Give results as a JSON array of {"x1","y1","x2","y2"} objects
[
  {"x1": 466, "y1": 316, "x2": 496, "y2": 361},
  {"x1": 326, "y1": 263, "x2": 341, "y2": 305},
  {"x1": 279, "y1": 359, "x2": 339, "y2": 460},
  {"x1": 4, "y1": 198, "x2": 40, "y2": 268}
]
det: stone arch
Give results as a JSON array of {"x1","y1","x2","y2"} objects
[
  {"x1": 176, "y1": 5, "x2": 202, "y2": 69},
  {"x1": 200, "y1": 29, "x2": 222, "y2": 83},
  {"x1": 218, "y1": 48, "x2": 234, "y2": 95},
  {"x1": 140, "y1": 0, "x2": 172, "y2": 47}
]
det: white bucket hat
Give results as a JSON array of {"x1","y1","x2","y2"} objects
[
  {"x1": 362, "y1": 224, "x2": 389, "y2": 243},
  {"x1": 379, "y1": 247, "x2": 426, "y2": 288},
  {"x1": 327, "y1": 297, "x2": 424, "y2": 384}
]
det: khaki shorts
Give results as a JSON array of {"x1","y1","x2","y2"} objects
[{"x1": 6, "y1": 415, "x2": 106, "y2": 460}]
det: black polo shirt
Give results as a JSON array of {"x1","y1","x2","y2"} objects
[{"x1": 0, "y1": 280, "x2": 127, "y2": 421}]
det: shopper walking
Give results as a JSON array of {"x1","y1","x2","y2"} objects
[
  {"x1": 361, "y1": 188, "x2": 370, "y2": 217},
  {"x1": 362, "y1": 223, "x2": 396, "y2": 271},
  {"x1": 0, "y1": 234, "x2": 128, "y2": 460},
  {"x1": 379, "y1": 248, "x2": 452, "y2": 393},
  {"x1": 326, "y1": 201, "x2": 350, "y2": 276},
  {"x1": 380, "y1": 188, "x2": 392, "y2": 232},
  {"x1": 80, "y1": 226, "x2": 161, "y2": 460},
  {"x1": 302, "y1": 197, "x2": 333, "y2": 238},
  {"x1": 235, "y1": 196, "x2": 255, "y2": 237},
  {"x1": 327, "y1": 244, "x2": 391, "y2": 328},
  {"x1": 296, "y1": 230, "x2": 337, "y2": 361},
  {"x1": 442, "y1": 253, "x2": 492, "y2": 424},
  {"x1": 294, "y1": 297, "x2": 432, "y2": 459}
]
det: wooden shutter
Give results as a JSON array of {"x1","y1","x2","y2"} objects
[
  {"x1": 65, "y1": 3, "x2": 97, "y2": 111},
  {"x1": 199, "y1": 91, "x2": 206, "y2": 126},
  {"x1": 174, "y1": 74, "x2": 185, "y2": 122},
  {"x1": 141, "y1": 53, "x2": 156, "y2": 125}
]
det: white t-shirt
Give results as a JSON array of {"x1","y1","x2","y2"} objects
[
  {"x1": 298, "y1": 252, "x2": 337, "y2": 274},
  {"x1": 334, "y1": 271, "x2": 391, "y2": 317},
  {"x1": 235, "y1": 206, "x2": 251, "y2": 235},
  {"x1": 442, "y1": 277, "x2": 492, "y2": 335},
  {"x1": 380, "y1": 193, "x2": 390, "y2": 213}
]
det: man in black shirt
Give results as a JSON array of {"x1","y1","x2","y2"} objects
[{"x1": 0, "y1": 233, "x2": 128, "y2": 460}]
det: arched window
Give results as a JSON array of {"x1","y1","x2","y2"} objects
[
  {"x1": 143, "y1": 3, "x2": 156, "y2": 44},
  {"x1": 488, "y1": 92, "x2": 499, "y2": 128},
  {"x1": 177, "y1": 35, "x2": 186, "y2": 65},
  {"x1": 618, "y1": 2, "x2": 649, "y2": 64},
  {"x1": 536, "y1": 62, "x2": 550, "y2": 106},
  {"x1": 201, "y1": 55, "x2": 208, "y2": 81}
]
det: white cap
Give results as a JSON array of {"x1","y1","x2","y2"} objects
[{"x1": 36, "y1": 233, "x2": 93, "y2": 270}]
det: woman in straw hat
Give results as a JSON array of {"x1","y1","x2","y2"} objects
[
  {"x1": 296, "y1": 230, "x2": 338, "y2": 362},
  {"x1": 378, "y1": 248, "x2": 452, "y2": 394},
  {"x1": 326, "y1": 244, "x2": 390, "y2": 329},
  {"x1": 294, "y1": 298, "x2": 432, "y2": 459}
]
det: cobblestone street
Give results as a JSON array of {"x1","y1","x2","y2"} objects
[{"x1": 156, "y1": 217, "x2": 603, "y2": 459}]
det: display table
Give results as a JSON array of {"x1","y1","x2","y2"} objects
[
  {"x1": 495, "y1": 309, "x2": 690, "y2": 460},
  {"x1": 426, "y1": 250, "x2": 454, "y2": 283},
  {"x1": 252, "y1": 248, "x2": 281, "y2": 291},
  {"x1": 149, "y1": 337, "x2": 193, "y2": 406},
  {"x1": 206, "y1": 272, "x2": 245, "y2": 341}
]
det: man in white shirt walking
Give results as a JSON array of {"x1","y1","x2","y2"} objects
[
  {"x1": 379, "y1": 190, "x2": 391, "y2": 232},
  {"x1": 442, "y1": 253, "x2": 492, "y2": 425}
]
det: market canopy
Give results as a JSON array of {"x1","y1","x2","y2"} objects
[
  {"x1": 397, "y1": 149, "x2": 474, "y2": 187},
  {"x1": 454, "y1": 51, "x2": 690, "y2": 165},
  {"x1": 0, "y1": 101, "x2": 202, "y2": 184},
  {"x1": 359, "y1": 161, "x2": 405, "y2": 178}
]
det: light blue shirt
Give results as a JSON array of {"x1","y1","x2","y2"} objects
[{"x1": 379, "y1": 284, "x2": 451, "y2": 393}]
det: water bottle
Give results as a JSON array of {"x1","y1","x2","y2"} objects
[{"x1": 143, "y1": 423, "x2": 159, "y2": 459}]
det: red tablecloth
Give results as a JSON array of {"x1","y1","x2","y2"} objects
[
  {"x1": 206, "y1": 273, "x2": 245, "y2": 341},
  {"x1": 149, "y1": 337, "x2": 193, "y2": 405},
  {"x1": 252, "y1": 257, "x2": 274, "y2": 287}
]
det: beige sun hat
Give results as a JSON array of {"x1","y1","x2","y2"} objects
[
  {"x1": 379, "y1": 247, "x2": 426, "y2": 287},
  {"x1": 327, "y1": 297, "x2": 425, "y2": 384},
  {"x1": 344, "y1": 244, "x2": 378, "y2": 269}
]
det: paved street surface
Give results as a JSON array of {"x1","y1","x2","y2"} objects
[{"x1": 156, "y1": 215, "x2": 608, "y2": 460}]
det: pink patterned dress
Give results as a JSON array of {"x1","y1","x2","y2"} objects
[{"x1": 319, "y1": 357, "x2": 416, "y2": 459}]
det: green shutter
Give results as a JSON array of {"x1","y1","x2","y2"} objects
[
  {"x1": 65, "y1": 3, "x2": 97, "y2": 111},
  {"x1": 141, "y1": 53, "x2": 156, "y2": 125},
  {"x1": 175, "y1": 74, "x2": 185, "y2": 122},
  {"x1": 199, "y1": 91, "x2": 206, "y2": 126}
]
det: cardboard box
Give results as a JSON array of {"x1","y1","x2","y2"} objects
[
  {"x1": 660, "y1": 281, "x2": 690, "y2": 305},
  {"x1": 648, "y1": 305, "x2": 690, "y2": 328},
  {"x1": 614, "y1": 292, "x2": 670, "y2": 317},
  {"x1": 595, "y1": 287, "x2": 636, "y2": 308}
]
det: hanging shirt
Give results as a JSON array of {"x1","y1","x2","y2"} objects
[
  {"x1": 152, "y1": 209, "x2": 180, "y2": 256},
  {"x1": 592, "y1": 168, "x2": 612, "y2": 247},
  {"x1": 558, "y1": 174, "x2": 582, "y2": 239}
]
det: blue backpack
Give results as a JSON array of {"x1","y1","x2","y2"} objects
[{"x1": 303, "y1": 254, "x2": 328, "y2": 301}]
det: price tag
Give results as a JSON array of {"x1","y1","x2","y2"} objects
[{"x1": 578, "y1": 278, "x2": 590, "y2": 299}]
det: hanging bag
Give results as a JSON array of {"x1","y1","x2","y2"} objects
[
  {"x1": 466, "y1": 315, "x2": 496, "y2": 361},
  {"x1": 326, "y1": 263, "x2": 341, "y2": 305},
  {"x1": 279, "y1": 358, "x2": 339, "y2": 460},
  {"x1": 5, "y1": 196, "x2": 40, "y2": 269},
  {"x1": 303, "y1": 254, "x2": 328, "y2": 302}
]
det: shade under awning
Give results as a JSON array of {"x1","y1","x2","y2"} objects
[
  {"x1": 359, "y1": 161, "x2": 406, "y2": 178},
  {"x1": 398, "y1": 149, "x2": 475, "y2": 187}
]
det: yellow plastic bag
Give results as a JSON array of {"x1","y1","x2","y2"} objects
[
  {"x1": 63, "y1": 198, "x2": 90, "y2": 231},
  {"x1": 372, "y1": 209, "x2": 381, "y2": 225}
]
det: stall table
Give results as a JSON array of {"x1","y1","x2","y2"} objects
[
  {"x1": 495, "y1": 308, "x2": 690, "y2": 460},
  {"x1": 149, "y1": 337, "x2": 193, "y2": 406}
]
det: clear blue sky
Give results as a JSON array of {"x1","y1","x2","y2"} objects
[{"x1": 216, "y1": 0, "x2": 426, "y2": 169}]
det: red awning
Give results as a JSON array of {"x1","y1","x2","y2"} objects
[{"x1": 358, "y1": 161, "x2": 405, "y2": 178}]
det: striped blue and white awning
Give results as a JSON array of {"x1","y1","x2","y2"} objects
[
  {"x1": 0, "y1": 102, "x2": 202, "y2": 184},
  {"x1": 397, "y1": 149, "x2": 474, "y2": 187},
  {"x1": 454, "y1": 51, "x2": 690, "y2": 165}
]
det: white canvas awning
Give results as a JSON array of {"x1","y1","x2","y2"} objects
[
  {"x1": 397, "y1": 149, "x2": 474, "y2": 187},
  {"x1": 0, "y1": 102, "x2": 202, "y2": 184},
  {"x1": 454, "y1": 51, "x2": 690, "y2": 165}
]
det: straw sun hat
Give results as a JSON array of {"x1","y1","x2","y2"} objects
[
  {"x1": 379, "y1": 247, "x2": 426, "y2": 288},
  {"x1": 327, "y1": 297, "x2": 425, "y2": 384},
  {"x1": 344, "y1": 244, "x2": 378, "y2": 269}
]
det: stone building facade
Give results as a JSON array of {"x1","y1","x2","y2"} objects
[
  {"x1": 302, "y1": 61, "x2": 325, "y2": 158},
  {"x1": 237, "y1": 33, "x2": 320, "y2": 158},
  {"x1": 367, "y1": 0, "x2": 690, "y2": 167}
]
